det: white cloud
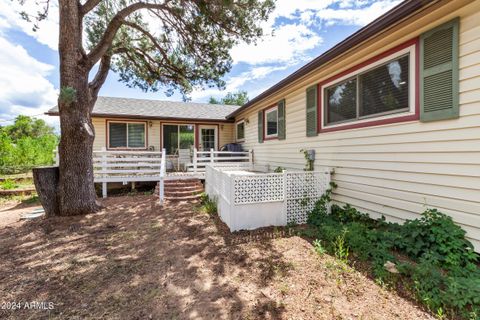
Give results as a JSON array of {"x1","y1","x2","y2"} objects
[
  {"x1": 0, "y1": 0, "x2": 59, "y2": 50},
  {"x1": 314, "y1": 0, "x2": 402, "y2": 26},
  {"x1": 190, "y1": 64, "x2": 290, "y2": 101},
  {"x1": 194, "y1": 0, "x2": 401, "y2": 102},
  {"x1": 0, "y1": 36, "x2": 57, "y2": 125},
  {"x1": 231, "y1": 23, "x2": 322, "y2": 65}
]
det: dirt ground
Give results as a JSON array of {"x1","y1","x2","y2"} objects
[{"x1": 0, "y1": 195, "x2": 435, "y2": 320}]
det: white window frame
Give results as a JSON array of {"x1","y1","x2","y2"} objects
[
  {"x1": 236, "y1": 120, "x2": 245, "y2": 142},
  {"x1": 320, "y1": 44, "x2": 416, "y2": 130},
  {"x1": 264, "y1": 106, "x2": 278, "y2": 138},
  {"x1": 199, "y1": 125, "x2": 218, "y2": 151},
  {"x1": 107, "y1": 120, "x2": 147, "y2": 150}
]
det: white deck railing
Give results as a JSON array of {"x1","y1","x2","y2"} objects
[
  {"x1": 189, "y1": 148, "x2": 252, "y2": 173},
  {"x1": 54, "y1": 147, "x2": 252, "y2": 204},
  {"x1": 93, "y1": 147, "x2": 167, "y2": 202},
  {"x1": 55, "y1": 147, "x2": 167, "y2": 202}
]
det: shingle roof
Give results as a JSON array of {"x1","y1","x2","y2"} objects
[{"x1": 47, "y1": 96, "x2": 240, "y2": 121}]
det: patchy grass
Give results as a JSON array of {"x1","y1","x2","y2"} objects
[
  {"x1": 0, "y1": 193, "x2": 39, "y2": 206},
  {"x1": 0, "y1": 195, "x2": 434, "y2": 319}
]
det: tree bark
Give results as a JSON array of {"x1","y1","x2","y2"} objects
[
  {"x1": 32, "y1": 166, "x2": 60, "y2": 217},
  {"x1": 57, "y1": 0, "x2": 99, "y2": 215}
]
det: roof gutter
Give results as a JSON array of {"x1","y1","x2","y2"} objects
[
  {"x1": 226, "y1": 0, "x2": 438, "y2": 119},
  {"x1": 44, "y1": 111, "x2": 236, "y2": 123}
]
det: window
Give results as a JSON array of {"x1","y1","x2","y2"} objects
[
  {"x1": 323, "y1": 46, "x2": 414, "y2": 128},
  {"x1": 236, "y1": 120, "x2": 245, "y2": 141},
  {"x1": 162, "y1": 124, "x2": 194, "y2": 155},
  {"x1": 264, "y1": 106, "x2": 278, "y2": 138},
  {"x1": 108, "y1": 121, "x2": 146, "y2": 149}
]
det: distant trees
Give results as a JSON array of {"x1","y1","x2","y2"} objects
[
  {"x1": 0, "y1": 116, "x2": 58, "y2": 174},
  {"x1": 209, "y1": 91, "x2": 249, "y2": 106}
]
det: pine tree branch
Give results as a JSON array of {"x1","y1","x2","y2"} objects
[
  {"x1": 88, "y1": 53, "x2": 112, "y2": 108},
  {"x1": 80, "y1": 0, "x2": 102, "y2": 16},
  {"x1": 86, "y1": 1, "x2": 170, "y2": 69}
]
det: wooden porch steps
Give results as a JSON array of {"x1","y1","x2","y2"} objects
[{"x1": 156, "y1": 178, "x2": 204, "y2": 201}]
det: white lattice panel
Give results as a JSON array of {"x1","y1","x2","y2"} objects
[
  {"x1": 285, "y1": 171, "x2": 330, "y2": 224},
  {"x1": 233, "y1": 174, "x2": 284, "y2": 205}
]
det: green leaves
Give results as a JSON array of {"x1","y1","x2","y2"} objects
[
  {"x1": 0, "y1": 116, "x2": 58, "y2": 174},
  {"x1": 209, "y1": 91, "x2": 249, "y2": 105},
  {"x1": 397, "y1": 209, "x2": 477, "y2": 269},
  {"x1": 306, "y1": 202, "x2": 480, "y2": 319},
  {"x1": 84, "y1": 0, "x2": 275, "y2": 97},
  {"x1": 59, "y1": 87, "x2": 77, "y2": 107}
]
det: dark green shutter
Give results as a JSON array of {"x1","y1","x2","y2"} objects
[
  {"x1": 306, "y1": 85, "x2": 318, "y2": 136},
  {"x1": 277, "y1": 99, "x2": 286, "y2": 140},
  {"x1": 258, "y1": 110, "x2": 264, "y2": 143},
  {"x1": 420, "y1": 18, "x2": 459, "y2": 122}
]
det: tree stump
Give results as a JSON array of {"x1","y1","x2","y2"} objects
[{"x1": 33, "y1": 166, "x2": 60, "y2": 217}]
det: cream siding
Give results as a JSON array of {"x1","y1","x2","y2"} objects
[
  {"x1": 92, "y1": 117, "x2": 106, "y2": 150},
  {"x1": 92, "y1": 117, "x2": 234, "y2": 151},
  {"x1": 219, "y1": 123, "x2": 235, "y2": 147},
  {"x1": 236, "y1": 1, "x2": 480, "y2": 250}
]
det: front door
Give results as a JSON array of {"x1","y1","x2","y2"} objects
[{"x1": 199, "y1": 125, "x2": 217, "y2": 151}]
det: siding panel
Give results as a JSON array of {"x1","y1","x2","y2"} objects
[{"x1": 237, "y1": 6, "x2": 480, "y2": 250}]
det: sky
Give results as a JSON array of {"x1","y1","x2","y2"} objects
[{"x1": 0, "y1": 0, "x2": 402, "y2": 128}]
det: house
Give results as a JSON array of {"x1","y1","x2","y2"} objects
[
  {"x1": 47, "y1": 96, "x2": 240, "y2": 154},
  {"x1": 48, "y1": 0, "x2": 480, "y2": 249},
  {"x1": 224, "y1": 0, "x2": 480, "y2": 249}
]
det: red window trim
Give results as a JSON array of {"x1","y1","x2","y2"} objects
[
  {"x1": 263, "y1": 104, "x2": 279, "y2": 141},
  {"x1": 105, "y1": 119, "x2": 149, "y2": 151},
  {"x1": 235, "y1": 119, "x2": 246, "y2": 142},
  {"x1": 317, "y1": 37, "x2": 420, "y2": 133}
]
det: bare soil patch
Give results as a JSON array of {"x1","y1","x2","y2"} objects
[{"x1": 0, "y1": 195, "x2": 434, "y2": 319}]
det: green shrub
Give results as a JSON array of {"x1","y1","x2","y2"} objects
[
  {"x1": 397, "y1": 209, "x2": 477, "y2": 270},
  {"x1": 200, "y1": 193, "x2": 217, "y2": 216},
  {"x1": 306, "y1": 196, "x2": 480, "y2": 319},
  {"x1": 333, "y1": 229, "x2": 349, "y2": 263},
  {"x1": 312, "y1": 239, "x2": 326, "y2": 256},
  {"x1": 0, "y1": 116, "x2": 58, "y2": 174},
  {"x1": 0, "y1": 179, "x2": 18, "y2": 190}
]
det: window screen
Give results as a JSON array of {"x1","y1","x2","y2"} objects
[
  {"x1": 127, "y1": 123, "x2": 145, "y2": 148},
  {"x1": 265, "y1": 108, "x2": 278, "y2": 136},
  {"x1": 109, "y1": 123, "x2": 127, "y2": 148},
  {"x1": 163, "y1": 125, "x2": 179, "y2": 155},
  {"x1": 324, "y1": 53, "x2": 410, "y2": 126},
  {"x1": 360, "y1": 55, "x2": 409, "y2": 117},
  {"x1": 237, "y1": 122, "x2": 245, "y2": 140},
  {"x1": 326, "y1": 78, "x2": 357, "y2": 124}
]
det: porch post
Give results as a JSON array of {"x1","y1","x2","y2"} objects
[
  {"x1": 101, "y1": 147, "x2": 107, "y2": 198},
  {"x1": 159, "y1": 148, "x2": 166, "y2": 205},
  {"x1": 210, "y1": 148, "x2": 214, "y2": 164},
  {"x1": 193, "y1": 148, "x2": 198, "y2": 173}
]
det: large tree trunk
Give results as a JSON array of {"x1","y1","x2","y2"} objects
[
  {"x1": 57, "y1": 0, "x2": 99, "y2": 215},
  {"x1": 32, "y1": 167, "x2": 60, "y2": 217}
]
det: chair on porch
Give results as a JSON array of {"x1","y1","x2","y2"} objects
[{"x1": 177, "y1": 149, "x2": 191, "y2": 171}]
